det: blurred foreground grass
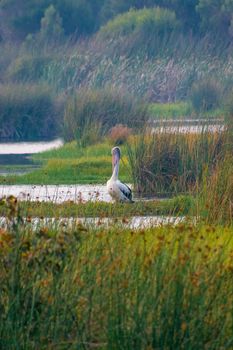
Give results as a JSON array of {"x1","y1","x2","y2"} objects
[{"x1": 0, "y1": 214, "x2": 232, "y2": 349}]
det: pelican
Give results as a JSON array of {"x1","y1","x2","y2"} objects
[{"x1": 107, "y1": 146, "x2": 133, "y2": 202}]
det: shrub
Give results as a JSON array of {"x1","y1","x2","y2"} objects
[
  {"x1": 108, "y1": 124, "x2": 132, "y2": 145},
  {"x1": 98, "y1": 7, "x2": 180, "y2": 57},
  {"x1": 189, "y1": 79, "x2": 222, "y2": 113},
  {"x1": 63, "y1": 88, "x2": 148, "y2": 145},
  {"x1": 0, "y1": 83, "x2": 61, "y2": 140},
  {"x1": 99, "y1": 7, "x2": 179, "y2": 39}
]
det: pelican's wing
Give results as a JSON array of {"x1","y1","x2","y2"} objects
[{"x1": 117, "y1": 181, "x2": 133, "y2": 201}]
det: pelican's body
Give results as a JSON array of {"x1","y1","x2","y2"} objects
[{"x1": 107, "y1": 147, "x2": 133, "y2": 202}]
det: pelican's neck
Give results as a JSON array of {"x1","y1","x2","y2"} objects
[{"x1": 112, "y1": 160, "x2": 119, "y2": 180}]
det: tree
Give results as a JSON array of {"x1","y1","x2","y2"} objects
[
  {"x1": 196, "y1": 0, "x2": 233, "y2": 38},
  {"x1": 39, "y1": 5, "x2": 64, "y2": 42}
]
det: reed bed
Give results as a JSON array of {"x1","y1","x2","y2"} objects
[
  {"x1": 127, "y1": 129, "x2": 224, "y2": 195},
  {"x1": 0, "y1": 210, "x2": 232, "y2": 349}
]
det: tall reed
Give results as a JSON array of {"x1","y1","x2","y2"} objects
[
  {"x1": 0, "y1": 211, "x2": 232, "y2": 349},
  {"x1": 127, "y1": 128, "x2": 223, "y2": 196}
]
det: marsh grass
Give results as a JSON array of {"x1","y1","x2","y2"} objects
[
  {"x1": 127, "y1": 129, "x2": 224, "y2": 195},
  {"x1": 148, "y1": 102, "x2": 191, "y2": 119},
  {"x1": 63, "y1": 88, "x2": 148, "y2": 145},
  {"x1": 199, "y1": 153, "x2": 233, "y2": 225},
  {"x1": 0, "y1": 195, "x2": 194, "y2": 218},
  {"x1": 0, "y1": 83, "x2": 61, "y2": 140},
  {"x1": 0, "y1": 210, "x2": 232, "y2": 349}
]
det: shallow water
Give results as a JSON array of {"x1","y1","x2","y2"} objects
[
  {"x1": 151, "y1": 124, "x2": 224, "y2": 134},
  {"x1": 0, "y1": 215, "x2": 185, "y2": 230},
  {"x1": 0, "y1": 138, "x2": 63, "y2": 155},
  {"x1": 0, "y1": 184, "x2": 157, "y2": 203},
  {"x1": 0, "y1": 184, "x2": 113, "y2": 202},
  {"x1": 0, "y1": 138, "x2": 64, "y2": 176}
]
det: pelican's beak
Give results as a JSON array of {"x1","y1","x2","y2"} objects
[
  {"x1": 112, "y1": 152, "x2": 118, "y2": 170},
  {"x1": 112, "y1": 147, "x2": 120, "y2": 170}
]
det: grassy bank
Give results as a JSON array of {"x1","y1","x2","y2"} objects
[
  {"x1": 0, "y1": 217, "x2": 232, "y2": 349},
  {"x1": 0, "y1": 141, "x2": 131, "y2": 185}
]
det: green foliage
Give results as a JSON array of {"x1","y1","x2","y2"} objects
[
  {"x1": 39, "y1": 5, "x2": 64, "y2": 42},
  {"x1": 148, "y1": 102, "x2": 191, "y2": 119},
  {"x1": 99, "y1": 7, "x2": 179, "y2": 56},
  {"x1": 189, "y1": 79, "x2": 223, "y2": 113},
  {"x1": 63, "y1": 88, "x2": 148, "y2": 144},
  {"x1": 163, "y1": 0, "x2": 200, "y2": 32},
  {"x1": 0, "y1": 0, "x2": 232, "y2": 43},
  {"x1": 0, "y1": 217, "x2": 232, "y2": 348},
  {"x1": 0, "y1": 196, "x2": 194, "y2": 218},
  {"x1": 0, "y1": 0, "x2": 97, "y2": 41},
  {"x1": 0, "y1": 84, "x2": 61, "y2": 140},
  {"x1": 197, "y1": 0, "x2": 233, "y2": 39}
]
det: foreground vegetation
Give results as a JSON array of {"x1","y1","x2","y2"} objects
[
  {"x1": 0, "y1": 211, "x2": 232, "y2": 349},
  {"x1": 0, "y1": 195, "x2": 193, "y2": 218}
]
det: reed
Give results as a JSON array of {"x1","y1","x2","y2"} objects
[
  {"x1": 127, "y1": 129, "x2": 224, "y2": 196},
  {"x1": 0, "y1": 83, "x2": 61, "y2": 140},
  {"x1": 63, "y1": 88, "x2": 148, "y2": 144},
  {"x1": 0, "y1": 210, "x2": 232, "y2": 349}
]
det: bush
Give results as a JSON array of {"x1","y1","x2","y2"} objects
[
  {"x1": 0, "y1": 84, "x2": 61, "y2": 140},
  {"x1": 189, "y1": 79, "x2": 222, "y2": 113},
  {"x1": 63, "y1": 88, "x2": 148, "y2": 145},
  {"x1": 99, "y1": 7, "x2": 179, "y2": 39},
  {"x1": 98, "y1": 7, "x2": 180, "y2": 57}
]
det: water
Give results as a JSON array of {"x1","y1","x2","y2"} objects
[
  {"x1": 150, "y1": 119, "x2": 224, "y2": 134},
  {"x1": 0, "y1": 215, "x2": 186, "y2": 230},
  {"x1": 0, "y1": 184, "x2": 113, "y2": 202},
  {"x1": 152, "y1": 124, "x2": 224, "y2": 134},
  {"x1": 0, "y1": 138, "x2": 63, "y2": 176},
  {"x1": 0, "y1": 138, "x2": 63, "y2": 155}
]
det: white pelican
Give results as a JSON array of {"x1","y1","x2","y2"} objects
[{"x1": 107, "y1": 146, "x2": 133, "y2": 202}]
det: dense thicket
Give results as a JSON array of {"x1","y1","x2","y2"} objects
[{"x1": 0, "y1": 0, "x2": 232, "y2": 42}]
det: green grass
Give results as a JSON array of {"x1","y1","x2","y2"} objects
[
  {"x1": 0, "y1": 141, "x2": 131, "y2": 185},
  {"x1": 148, "y1": 102, "x2": 224, "y2": 119},
  {"x1": 0, "y1": 195, "x2": 194, "y2": 218},
  {"x1": 148, "y1": 102, "x2": 191, "y2": 119},
  {"x1": 0, "y1": 215, "x2": 232, "y2": 349}
]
